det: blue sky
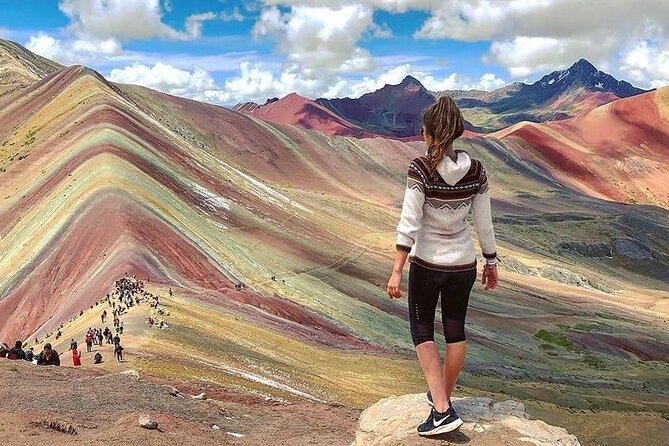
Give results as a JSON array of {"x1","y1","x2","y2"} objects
[{"x1": 1, "y1": 1, "x2": 667, "y2": 105}]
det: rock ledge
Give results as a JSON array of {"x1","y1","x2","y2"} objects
[{"x1": 352, "y1": 394, "x2": 580, "y2": 446}]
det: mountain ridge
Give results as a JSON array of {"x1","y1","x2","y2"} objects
[
  {"x1": 232, "y1": 59, "x2": 648, "y2": 136},
  {"x1": 0, "y1": 38, "x2": 62, "y2": 97}
]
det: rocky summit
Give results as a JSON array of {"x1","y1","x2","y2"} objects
[{"x1": 352, "y1": 394, "x2": 580, "y2": 446}]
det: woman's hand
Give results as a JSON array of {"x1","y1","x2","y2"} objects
[
  {"x1": 387, "y1": 270, "x2": 403, "y2": 298},
  {"x1": 482, "y1": 264, "x2": 499, "y2": 290}
]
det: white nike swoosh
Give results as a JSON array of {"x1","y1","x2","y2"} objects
[{"x1": 433, "y1": 415, "x2": 450, "y2": 427}]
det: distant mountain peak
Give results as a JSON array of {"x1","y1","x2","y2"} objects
[
  {"x1": 276, "y1": 92, "x2": 315, "y2": 106},
  {"x1": 570, "y1": 58, "x2": 598, "y2": 75},
  {"x1": 399, "y1": 75, "x2": 423, "y2": 87},
  {"x1": 531, "y1": 58, "x2": 645, "y2": 98}
]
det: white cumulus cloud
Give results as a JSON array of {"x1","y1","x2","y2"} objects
[
  {"x1": 252, "y1": 4, "x2": 381, "y2": 77},
  {"x1": 409, "y1": 0, "x2": 669, "y2": 83},
  {"x1": 621, "y1": 40, "x2": 669, "y2": 89},
  {"x1": 59, "y1": 0, "x2": 216, "y2": 41},
  {"x1": 25, "y1": 32, "x2": 122, "y2": 66},
  {"x1": 260, "y1": 0, "x2": 669, "y2": 86},
  {"x1": 104, "y1": 58, "x2": 507, "y2": 108},
  {"x1": 24, "y1": 0, "x2": 217, "y2": 70},
  {"x1": 109, "y1": 63, "x2": 218, "y2": 98}
]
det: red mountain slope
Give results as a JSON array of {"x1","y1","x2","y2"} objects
[
  {"x1": 244, "y1": 93, "x2": 377, "y2": 138},
  {"x1": 495, "y1": 87, "x2": 669, "y2": 208}
]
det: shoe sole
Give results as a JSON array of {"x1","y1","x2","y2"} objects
[{"x1": 418, "y1": 418, "x2": 464, "y2": 436}]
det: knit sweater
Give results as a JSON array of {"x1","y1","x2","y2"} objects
[{"x1": 396, "y1": 150, "x2": 497, "y2": 271}]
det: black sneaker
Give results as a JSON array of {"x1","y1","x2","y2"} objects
[
  {"x1": 426, "y1": 391, "x2": 452, "y2": 409},
  {"x1": 417, "y1": 407, "x2": 463, "y2": 436}
]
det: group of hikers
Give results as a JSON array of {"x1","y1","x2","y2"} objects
[
  {"x1": 1, "y1": 340, "x2": 59, "y2": 365},
  {"x1": 1, "y1": 273, "x2": 164, "y2": 368},
  {"x1": 70, "y1": 325, "x2": 122, "y2": 365}
]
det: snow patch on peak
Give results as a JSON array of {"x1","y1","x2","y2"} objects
[{"x1": 556, "y1": 70, "x2": 570, "y2": 82}]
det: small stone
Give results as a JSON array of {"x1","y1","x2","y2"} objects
[
  {"x1": 120, "y1": 369, "x2": 139, "y2": 378},
  {"x1": 138, "y1": 415, "x2": 158, "y2": 430},
  {"x1": 166, "y1": 386, "x2": 184, "y2": 398},
  {"x1": 211, "y1": 425, "x2": 220, "y2": 430},
  {"x1": 192, "y1": 392, "x2": 207, "y2": 400}
]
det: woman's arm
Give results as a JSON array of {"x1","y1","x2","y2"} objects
[
  {"x1": 471, "y1": 166, "x2": 497, "y2": 260},
  {"x1": 389, "y1": 161, "x2": 425, "y2": 298},
  {"x1": 471, "y1": 165, "x2": 499, "y2": 290},
  {"x1": 387, "y1": 249, "x2": 409, "y2": 298},
  {"x1": 396, "y1": 162, "x2": 426, "y2": 252}
]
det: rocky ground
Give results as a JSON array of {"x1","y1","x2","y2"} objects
[
  {"x1": 0, "y1": 360, "x2": 359, "y2": 446},
  {"x1": 0, "y1": 360, "x2": 587, "y2": 446}
]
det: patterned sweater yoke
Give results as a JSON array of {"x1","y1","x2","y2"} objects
[{"x1": 397, "y1": 150, "x2": 497, "y2": 272}]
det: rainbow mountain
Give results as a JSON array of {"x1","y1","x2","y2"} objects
[{"x1": 0, "y1": 39, "x2": 668, "y2": 445}]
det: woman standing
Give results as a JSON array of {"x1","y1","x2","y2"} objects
[
  {"x1": 387, "y1": 96, "x2": 499, "y2": 436},
  {"x1": 72, "y1": 347, "x2": 82, "y2": 366}
]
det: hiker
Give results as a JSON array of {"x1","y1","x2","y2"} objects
[
  {"x1": 388, "y1": 97, "x2": 499, "y2": 437},
  {"x1": 70, "y1": 338, "x2": 78, "y2": 351},
  {"x1": 114, "y1": 343, "x2": 124, "y2": 362},
  {"x1": 37, "y1": 343, "x2": 60, "y2": 366},
  {"x1": 72, "y1": 348, "x2": 82, "y2": 366},
  {"x1": 97, "y1": 330, "x2": 103, "y2": 346},
  {"x1": 94, "y1": 352, "x2": 103, "y2": 364},
  {"x1": 25, "y1": 347, "x2": 34, "y2": 362},
  {"x1": 101, "y1": 310, "x2": 107, "y2": 323},
  {"x1": 85, "y1": 334, "x2": 93, "y2": 353},
  {"x1": 0, "y1": 343, "x2": 10, "y2": 358},
  {"x1": 7, "y1": 341, "x2": 26, "y2": 360},
  {"x1": 119, "y1": 323, "x2": 124, "y2": 335},
  {"x1": 112, "y1": 334, "x2": 121, "y2": 346}
]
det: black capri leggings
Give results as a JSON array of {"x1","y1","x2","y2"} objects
[{"x1": 408, "y1": 262, "x2": 477, "y2": 346}]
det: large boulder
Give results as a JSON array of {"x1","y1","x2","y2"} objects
[{"x1": 352, "y1": 394, "x2": 580, "y2": 446}]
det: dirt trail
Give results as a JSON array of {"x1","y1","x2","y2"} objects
[
  {"x1": 1, "y1": 283, "x2": 360, "y2": 445},
  {"x1": 29, "y1": 287, "x2": 155, "y2": 372}
]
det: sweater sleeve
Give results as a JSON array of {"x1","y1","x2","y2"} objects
[
  {"x1": 396, "y1": 161, "x2": 425, "y2": 252},
  {"x1": 471, "y1": 164, "x2": 497, "y2": 259}
]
